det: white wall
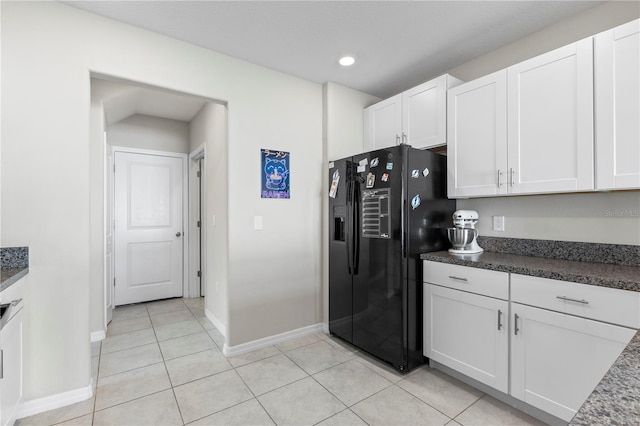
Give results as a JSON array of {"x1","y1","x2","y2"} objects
[
  {"x1": 446, "y1": 1, "x2": 640, "y2": 246},
  {"x1": 89, "y1": 82, "x2": 108, "y2": 338},
  {"x1": 1, "y1": 0, "x2": 322, "y2": 404},
  {"x1": 189, "y1": 103, "x2": 229, "y2": 333},
  {"x1": 108, "y1": 114, "x2": 191, "y2": 154},
  {"x1": 324, "y1": 82, "x2": 380, "y2": 162},
  {"x1": 458, "y1": 192, "x2": 640, "y2": 245}
]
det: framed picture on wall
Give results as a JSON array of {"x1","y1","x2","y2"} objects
[{"x1": 261, "y1": 149, "x2": 290, "y2": 199}]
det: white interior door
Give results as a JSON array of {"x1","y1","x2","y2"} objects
[{"x1": 114, "y1": 151, "x2": 185, "y2": 306}]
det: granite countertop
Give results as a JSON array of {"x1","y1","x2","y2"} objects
[
  {"x1": 1, "y1": 247, "x2": 29, "y2": 292},
  {"x1": 570, "y1": 329, "x2": 640, "y2": 425},
  {"x1": 420, "y1": 250, "x2": 640, "y2": 292},
  {"x1": 420, "y1": 238, "x2": 639, "y2": 425}
]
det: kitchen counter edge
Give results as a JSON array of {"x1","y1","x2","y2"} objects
[
  {"x1": 1, "y1": 267, "x2": 29, "y2": 293},
  {"x1": 420, "y1": 250, "x2": 640, "y2": 292}
]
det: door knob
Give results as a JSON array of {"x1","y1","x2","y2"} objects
[{"x1": 176, "y1": 232, "x2": 182, "y2": 237}]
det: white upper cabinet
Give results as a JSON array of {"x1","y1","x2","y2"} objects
[
  {"x1": 365, "y1": 74, "x2": 462, "y2": 151},
  {"x1": 448, "y1": 38, "x2": 595, "y2": 198},
  {"x1": 364, "y1": 94, "x2": 403, "y2": 151},
  {"x1": 595, "y1": 19, "x2": 640, "y2": 190},
  {"x1": 507, "y1": 38, "x2": 594, "y2": 194},
  {"x1": 447, "y1": 70, "x2": 508, "y2": 198}
]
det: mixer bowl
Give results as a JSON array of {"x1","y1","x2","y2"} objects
[{"x1": 447, "y1": 227, "x2": 478, "y2": 249}]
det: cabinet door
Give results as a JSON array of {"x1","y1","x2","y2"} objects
[
  {"x1": 447, "y1": 70, "x2": 508, "y2": 198},
  {"x1": 507, "y1": 39, "x2": 594, "y2": 194},
  {"x1": 0, "y1": 309, "x2": 23, "y2": 426},
  {"x1": 595, "y1": 19, "x2": 640, "y2": 190},
  {"x1": 403, "y1": 75, "x2": 447, "y2": 149},
  {"x1": 510, "y1": 303, "x2": 634, "y2": 422},
  {"x1": 424, "y1": 284, "x2": 509, "y2": 393},
  {"x1": 364, "y1": 94, "x2": 402, "y2": 150}
]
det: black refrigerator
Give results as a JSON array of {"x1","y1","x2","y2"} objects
[{"x1": 328, "y1": 145, "x2": 455, "y2": 372}]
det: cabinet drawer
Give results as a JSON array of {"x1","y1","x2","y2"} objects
[
  {"x1": 511, "y1": 274, "x2": 640, "y2": 329},
  {"x1": 423, "y1": 261, "x2": 509, "y2": 300}
]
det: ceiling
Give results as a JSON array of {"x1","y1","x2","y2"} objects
[{"x1": 67, "y1": 0, "x2": 604, "y2": 100}]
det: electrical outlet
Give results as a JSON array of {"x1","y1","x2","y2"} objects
[{"x1": 493, "y1": 215, "x2": 505, "y2": 231}]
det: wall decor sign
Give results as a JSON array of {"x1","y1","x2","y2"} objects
[{"x1": 261, "y1": 149, "x2": 290, "y2": 199}]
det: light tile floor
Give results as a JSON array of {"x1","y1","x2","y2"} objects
[{"x1": 17, "y1": 298, "x2": 545, "y2": 426}]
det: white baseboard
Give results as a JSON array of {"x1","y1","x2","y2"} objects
[
  {"x1": 18, "y1": 380, "x2": 93, "y2": 419},
  {"x1": 204, "y1": 308, "x2": 226, "y2": 337},
  {"x1": 90, "y1": 330, "x2": 106, "y2": 342},
  {"x1": 322, "y1": 323, "x2": 329, "y2": 334},
  {"x1": 223, "y1": 323, "x2": 324, "y2": 357}
]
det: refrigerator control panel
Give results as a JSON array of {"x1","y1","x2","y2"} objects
[{"x1": 362, "y1": 189, "x2": 390, "y2": 238}]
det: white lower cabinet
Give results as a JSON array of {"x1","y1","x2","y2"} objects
[
  {"x1": 423, "y1": 261, "x2": 638, "y2": 423},
  {"x1": 424, "y1": 284, "x2": 508, "y2": 393},
  {"x1": 0, "y1": 277, "x2": 25, "y2": 426},
  {"x1": 0, "y1": 309, "x2": 23, "y2": 426},
  {"x1": 510, "y1": 303, "x2": 635, "y2": 422}
]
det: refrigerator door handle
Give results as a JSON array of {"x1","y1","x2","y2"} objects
[
  {"x1": 353, "y1": 179, "x2": 361, "y2": 275},
  {"x1": 345, "y1": 178, "x2": 353, "y2": 274}
]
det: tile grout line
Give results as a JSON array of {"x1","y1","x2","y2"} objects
[
  {"x1": 90, "y1": 341, "x2": 101, "y2": 426},
  {"x1": 164, "y1": 299, "x2": 188, "y2": 426}
]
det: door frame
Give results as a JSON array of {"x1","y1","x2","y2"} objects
[
  {"x1": 109, "y1": 146, "x2": 190, "y2": 305},
  {"x1": 188, "y1": 143, "x2": 207, "y2": 298},
  {"x1": 104, "y1": 139, "x2": 114, "y2": 328}
]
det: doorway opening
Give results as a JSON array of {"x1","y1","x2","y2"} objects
[{"x1": 91, "y1": 75, "x2": 220, "y2": 330}]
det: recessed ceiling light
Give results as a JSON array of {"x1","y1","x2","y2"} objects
[{"x1": 338, "y1": 56, "x2": 356, "y2": 67}]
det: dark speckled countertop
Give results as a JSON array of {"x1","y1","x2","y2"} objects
[
  {"x1": 1, "y1": 247, "x2": 29, "y2": 292},
  {"x1": 570, "y1": 330, "x2": 640, "y2": 425},
  {"x1": 420, "y1": 237, "x2": 639, "y2": 426},
  {"x1": 420, "y1": 250, "x2": 640, "y2": 292}
]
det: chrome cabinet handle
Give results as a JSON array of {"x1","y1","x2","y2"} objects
[
  {"x1": 509, "y1": 168, "x2": 515, "y2": 187},
  {"x1": 514, "y1": 313, "x2": 520, "y2": 335},
  {"x1": 556, "y1": 296, "x2": 589, "y2": 305},
  {"x1": 497, "y1": 309, "x2": 503, "y2": 331},
  {"x1": 396, "y1": 135, "x2": 401, "y2": 145},
  {"x1": 448, "y1": 276, "x2": 468, "y2": 282},
  {"x1": 497, "y1": 170, "x2": 503, "y2": 187}
]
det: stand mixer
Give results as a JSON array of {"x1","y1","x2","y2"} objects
[{"x1": 447, "y1": 210, "x2": 483, "y2": 254}]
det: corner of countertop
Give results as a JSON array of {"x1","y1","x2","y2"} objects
[{"x1": 1, "y1": 246, "x2": 29, "y2": 292}]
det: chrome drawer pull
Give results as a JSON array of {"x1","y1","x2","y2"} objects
[
  {"x1": 556, "y1": 296, "x2": 589, "y2": 305},
  {"x1": 448, "y1": 276, "x2": 468, "y2": 282},
  {"x1": 497, "y1": 310, "x2": 503, "y2": 331},
  {"x1": 514, "y1": 314, "x2": 520, "y2": 335}
]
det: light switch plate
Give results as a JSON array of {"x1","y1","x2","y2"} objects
[
  {"x1": 493, "y1": 215, "x2": 505, "y2": 231},
  {"x1": 254, "y1": 216, "x2": 263, "y2": 230}
]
